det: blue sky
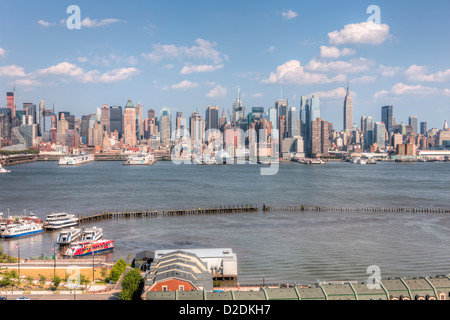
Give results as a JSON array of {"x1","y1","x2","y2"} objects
[{"x1": 1, "y1": 0, "x2": 450, "y2": 130}]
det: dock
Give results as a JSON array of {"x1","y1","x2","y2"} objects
[{"x1": 77, "y1": 205, "x2": 258, "y2": 224}]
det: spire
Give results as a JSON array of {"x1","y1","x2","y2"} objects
[{"x1": 346, "y1": 81, "x2": 350, "y2": 96}]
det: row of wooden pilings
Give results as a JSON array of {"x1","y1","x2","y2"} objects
[
  {"x1": 75, "y1": 204, "x2": 450, "y2": 224},
  {"x1": 77, "y1": 204, "x2": 259, "y2": 223},
  {"x1": 262, "y1": 205, "x2": 450, "y2": 214}
]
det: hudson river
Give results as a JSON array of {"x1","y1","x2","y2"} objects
[{"x1": 1, "y1": 160, "x2": 450, "y2": 284}]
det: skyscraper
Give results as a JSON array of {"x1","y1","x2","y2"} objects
[
  {"x1": 160, "y1": 115, "x2": 171, "y2": 146},
  {"x1": 311, "y1": 118, "x2": 330, "y2": 158},
  {"x1": 232, "y1": 86, "x2": 245, "y2": 125},
  {"x1": 268, "y1": 107, "x2": 278, "y2": 140},
  {"x1": 364, "y1": 116, "x2": 374, "y2": 150},
  {"x1": 39, "y1": 100, "x2": 45, "y2": 136},
  {"x1": 135, "y1": 102, "x2": 144, "y2": 140},
  {"x1": 287, "y1": 107, "x2": 298, "y2": 138},
  {"x1": 310, "y1": 95, "x2": 320, "y2": 123},
  {"x1": 189, "y1": 111, "x2": 203, "y2": 144},
  {"x1": 6, "y1": 91, "x2": 15, "y2": 119},
  {"x1": 420, "y1": 122, "x2": 428, "y2": 135},
  {"x1": 275, "y1": 98, "x2": 288, "y2": 139},
  {"x1": 100, "y1": 105, "x2": 110, "y2": 136},
  {"x1": 374, "y1": 122, "x2": 386, "y2": 149},
  {"x1": 205, "y1": 105, "x2": 219, "y2": 130},
  {"x1": 109, "y1": 106, "x2": 123, "y2": 138},
  {"x1": 408, "y1": 116, "x2": 418, "y2": 135},
  {"x1": 381, "y1": 106, "x2": 394, "y2": 133},
  {"x1": 343, "y1": 83, "x2": 353, "y2": 131},
  {"x1": 123, "y1": 99, "x2": 137, "y2": 146}
]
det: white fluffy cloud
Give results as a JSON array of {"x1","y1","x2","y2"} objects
[
  {"x1": 0, "y1": 48, "x2": 6, "y2": 58},
  {"x1": 374, "y1": 82, "x2": 450, "y2": 98},
  {"x1": 180, "y1": 64, "x2": 223, "y2": 75},
  {"x1": 262, "y1": 60, "x2": 346, "y2": 85},
  {"x1": 310, "y1": 87, "x2": 349, "y2": 99},
  {"x1": 305, "y1": 57, "x2": 374, "y2": 74},
  {"x1": 36, "y1": 62, "x2": 139, "y2": 83},
  {"x1": 405, "y1": 65, "x2": 450, "y2": 82},
  {"x1": 80, "y1": 18, "x2": 122, "y2": 28},
  {"x1": 282, "y1": 10, "x2": 298, "y2": 20},
  {"x1": 320, "y1": 46, "x2": 355, "y2": 59},
  {"x1": 206, "y1": 85, "x2": 227, "y2": 98},
  {"x1": 170, "y1": 80, "x2": 199, "y2": 90},
  {"x1": 328, "y1": 22, "x2": 391, "y2": 45},
  {"x1": 142, "y1": 38, "x2": 226, "y2": 64},
  {"x1": 379, "y1": 65, "x2": 402, "y2": 77},
  {"x1": 0, "y1": 65, "x2": 28, "y2": 77}
]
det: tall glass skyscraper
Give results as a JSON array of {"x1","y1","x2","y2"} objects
[
  {"x1": 381, "y1": 106, "x2": 393, "y2": 133},
  {"x1": 364, "y1": 116, "x2": 374, "y2": 150},
  {"x1": 408, "y1": 116, "x2": 418, "y2": 135}
]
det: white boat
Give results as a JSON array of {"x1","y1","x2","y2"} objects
[
  {"x1": 0, "y1": 164, "x2": 10, "y2": 173},
  {"x1": 80, "y1": 227, "x2": 103, "y2": 241},
  {"x1": 59, "y1": 153, "x2": 94, "y2": 166},
  {"x1": 44, "y1": 213, "x2": 79, "y2": 231},
  {"x1": 123, "y1": 153, "x2": 155, "y2": 165},
  {"x1": 352, "y1": 157, "x2": 367, "y2": 165},
  {"x1": 1, "y1": 222, "x2": 43, "y2": 239},
  {"x1": 57, "y1": 227, "x2": 82, "y2": 245}
]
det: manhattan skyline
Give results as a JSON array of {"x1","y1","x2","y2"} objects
[{"x1": 0, "y1": 0, "x2": 450, "y2": 130}]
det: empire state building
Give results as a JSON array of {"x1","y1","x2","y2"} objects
[{"x1": 343, "y1": 82, "x2": 353, "y2": 131}]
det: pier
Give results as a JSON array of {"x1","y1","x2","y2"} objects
[
  {"x1": 77, "y1": 204, "x2": 258, "y2": 224},
  {"x1": 1, "y1": 154, "x2": 37, "y2": 166}
]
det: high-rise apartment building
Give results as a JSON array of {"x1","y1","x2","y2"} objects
[
  {"x1": 374, "y1": 122, "x2": 386, "y2": 149},
  {"x1": 364, "y1": 116, "x2": 374, "y2": 150},
  {"x1": 6, "y1": 91, "x2": 15, "y2": 119},
  {"x1": 311, "y1": 118, "x2": 329, "y2": 158},
  {"x1": 420, "y1": 122, "x2": 428, "y2": 135}
]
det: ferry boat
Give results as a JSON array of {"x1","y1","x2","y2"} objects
[
  {"x1": 63, "y1": 239, "x2": 114, "y2": 257},
  {"x1": 1, "y1": 222, "x2": 43, "y2": 239},
  {"x1": 123, "y1": 153, "x2": 156, "y2": 165},
  {"x1": 44, "y1": 213, "x2": 79, "y2": 231},
  {"x1": 80, "y1": 227, "x2": 103, "y2": 241},
  {"x1": 0, "y1": 164, "x2": 10, "y2": 173},
  {"x1": 57, "y1": 227, "x2": 82, "y2": 245},
  {"x1": 59, "y1": 153, "x2": 94, "y2": 166}
]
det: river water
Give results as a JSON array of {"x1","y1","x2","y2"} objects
[{"x1": 1, "y1": 160, "x2": 450, "y2": 284}]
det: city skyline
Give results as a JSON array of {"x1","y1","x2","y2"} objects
[{"x1": 0, "y1": 1, "x2": 449, "y2": 130}]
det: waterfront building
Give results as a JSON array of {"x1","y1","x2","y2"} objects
[
  {"x1": 123, "y1": 100, "x2": 137, "y2": 146},
  {"x1": 287, "y1": 107, "x2": 298, "y2": 138},
  {"x1": 343, "y1": 83, "x2": 353, "y2": 131},
  {"x1": 382, "y1": 106, "x2": 394, "y2": 133},
  {"x1": 268, "y1": 106, "x2": 278, "y2": 140}
]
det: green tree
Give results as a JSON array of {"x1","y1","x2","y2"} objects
[
  {"x1": 51, "y1": 275, "x2": 62, "y2": 291},
  {"x1": 119, "y1": 269, "x2": 143, "y2": 301},
  {"x1": 109, "y1": 259, "x2": 128, "y2": 282},
  {"x1": 38, "y1": 275, "x2": 46, "y2": 286}
]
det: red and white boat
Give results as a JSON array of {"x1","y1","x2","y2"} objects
[{"x1": 63, "y1": 239, "x2": 114, "y2": 257}]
